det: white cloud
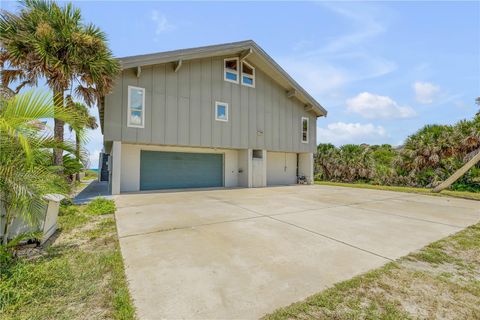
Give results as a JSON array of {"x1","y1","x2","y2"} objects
[
  {"x1": 281, "y1": 4, "x2": 396, "y2": 98},
  {"x1": 151, "y1": 10, "x2": 175, "y2": 34},
  {"x1": 413, "y1": 81, "x2": 440, "y2": 104},
  {"x1": 311, "y1": 3, "x2": 385, "y2": 55},
  {"x1": 317, "y1": 122, "x2": 387, "y2": 146},
  {"x1": 280, "y1": 58, "x2": 348, "y2": 95},
  {"x1": 346, "y1": 92, "x2": 416, "y2": 119}
]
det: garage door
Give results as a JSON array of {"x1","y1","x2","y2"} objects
[
  {"x1": 140, "y1": 151, "x2": 223, "y2": 190},
  {"x1": 267, "y1": 152, "x2": 297, "y2": 186}
]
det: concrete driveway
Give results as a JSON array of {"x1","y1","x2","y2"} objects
[{"x1": 114, "y1": 185, "x2": 479, "y2": 319}]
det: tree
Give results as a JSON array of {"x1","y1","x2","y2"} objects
[
  {"x1": 0, "y1": 91, "x2": 74, "y2": 244},
  {"x1": 433, "y1": 99, "x2": 480, "y2": 192},
  {"x1": 68, "y1": 101, "x2": 98, "y2": 181},
  {"x1": 0, "y1": 0, "x2": 119, "y2": 171}
]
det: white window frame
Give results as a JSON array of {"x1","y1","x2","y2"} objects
[
  {"x1": 127, "y1": 86, "x2": 145, "y2": 128},
  {"x1": 241, "y1": 61, "x2": 255, "y2": 88},
  {"x1": 215, "y1": 101, "x2": 229, "y2": 122},
  {"x1": 224, "y1": 58, "x2": 239, "y2": 84},
  {"x1": 301, "y1": 117, "x2": 309, "y2": 143}
]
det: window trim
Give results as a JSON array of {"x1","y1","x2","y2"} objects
[
  {"x1": 301, "y1": 117, "x2": 309, "y2": 143},
  {"x1": 241, "y1": 61, "x2": 255, "y2": 88},
  {"x1": 215, "y1": 101, "x2": 229, "y2": 122},
  {"x1": 127, "y1": 86, "x2": 145, "y2": 128},
  {"x1": 224, "y1": 58, "x2": 239, "y2": 84}
]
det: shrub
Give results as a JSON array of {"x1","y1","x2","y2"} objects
[{"x1": 85, "y1": 198, "x2": 116, "y2": 215}]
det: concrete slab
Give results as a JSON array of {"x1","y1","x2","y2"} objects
[
  {"x1": 274, "y1": 206, "x2": 461, "y2": 259},
  {"x1": 73, "y1": 180, "x2": 110, "y2": 204},
  {"x1": 351, "y1": 198, "x2": 480, "y2": 228},
  {"x1": 120, "y1": 217, "x2": 387, "y2": 319},
  {"x1": 115, "y1": 185, "x2": 480, "y2": 319},
  {"x1": 115, "y1": 197, "x2": 260, "y2": 237}
]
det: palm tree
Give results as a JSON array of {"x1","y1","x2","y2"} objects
[
  {"x1": 0, "y1": 91, "x2": 74, "y2": 244},
  {"x1": 0, "y1": 0, "x2": 119, "y2": 170},
  {"x1": 68, "y1": 101, "x2": 98, "y2": 181},
  {"x1": 433, "y1": 99, "x2": 480, "y2": 192}
]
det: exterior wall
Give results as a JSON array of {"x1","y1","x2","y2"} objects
[
  {"x1": 267, "y1": 152, "x2": 297, "y2": 185},
  {"x1": 298, "y1": 153, "x2": 314, "y2": 184},
  {"x1": 104, "y1": 55, "x2": 317, "y2": 153},
  {"x1": 119, "y1": 144, "x2": 239, "y2": 192},
  {"x1": 111, "y1": 141, "x2": 122, "y2": 195}
]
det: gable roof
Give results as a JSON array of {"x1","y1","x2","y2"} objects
[{"x1": 117, "y1": 40, "x2": 327, "y2": 117}]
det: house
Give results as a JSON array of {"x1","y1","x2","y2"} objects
[{"x1": 99, "y1": 40, "x2": 327, "y2": 194}]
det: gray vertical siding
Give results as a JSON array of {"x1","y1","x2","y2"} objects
[{"x1": 104, "y1": 56, "x2": 318, "y2": 153}]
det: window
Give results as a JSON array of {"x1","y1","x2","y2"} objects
[
  {"x1": 224, "y1": 58, "x2": 239, "y2": 83},
  {"x1": 127, "y1": 86, "x2": 145, "y2": 128},
  {"x1": 241, "y1": 61, "x2": 255, "y2": 87},
  {"x1": 215, "y1": 101, "x2": 228, "y2": 122},
  {"x1": 301, "y1": 117, "x2": 309, "y2": 143}
]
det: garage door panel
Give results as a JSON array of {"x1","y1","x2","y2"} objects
[{"x1": 140, "y1": 151, "x2": 223, "y2": 190}]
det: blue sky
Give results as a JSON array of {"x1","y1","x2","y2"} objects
[{"x1": 3, "y1": 1, "x2": 479, "y2": 168}]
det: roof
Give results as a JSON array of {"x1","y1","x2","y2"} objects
[
  {"x1": 99, "y1": 41, "x2": 326, "y2": 133},
  {"x1": 117, "y1": 40, "x2": 327, "y2": 117}
]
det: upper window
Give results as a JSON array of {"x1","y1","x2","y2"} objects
[
  {"x1": 215, "y1": 101, "x2": 228, "y2": 122},
  {"x1": 241, "y1": 61, "x2": 255, "y2": 87},
  {"x1": 127, "y1": 86, "x2": 145, "y2": 128},
  {"x1": 224, "y1": 58, "x2": 239, "y2": 83},
  {"x1": 301, "y1": 117, "x2": 309, "y2": 143}
]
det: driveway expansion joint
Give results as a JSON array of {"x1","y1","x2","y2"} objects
[{"x1": 211, "y1": 197, "x2": 395, "y2": 262}]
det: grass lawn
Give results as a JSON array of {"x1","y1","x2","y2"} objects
[
  {"x1": 0, "y1": 203, "x2": 135, "y2": 320},
  {"x1": 315, "y1": 181, "x2": 480, "y2": 201},
  {"x1": 263, "y1": 222, "x2": 480, "y2": 320}
]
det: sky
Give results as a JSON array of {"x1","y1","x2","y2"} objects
[{"x1": 3, "y1": 1, "x2": 480, "y2": 168}]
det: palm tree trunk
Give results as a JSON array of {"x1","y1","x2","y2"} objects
[
  {"x1": 53, "y1": 89, "x2": 64, "y2": 171},
  {"x1": 75, "y1": 131, "x2": 81, "y2": 181},
  {"x1": 433, "y1": 148, "x2": 480, "y2": 192}
]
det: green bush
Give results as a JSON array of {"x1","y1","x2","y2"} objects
[{"x1": 85, "y1": 198, "x2": 116, "y2": 215}]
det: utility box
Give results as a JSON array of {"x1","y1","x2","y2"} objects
[{"x1": 0, "y1": 194, "x2": 64, "y2": 245}]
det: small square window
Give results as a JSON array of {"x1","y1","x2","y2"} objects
[
  {"x1": 215, "y1": 101, "x2": 228, "y2": 122},
  {"x1": 301, "y1": 117, "x2": 309, "y2": 143},
  {"x1": 241, "y1": 61, "x2": 255, "y2": 87},
  {"x1": 224, "y1": 58, "x2": 239, "y2": 84},
  {"x1": 128, "y1": 86, "x2": 145, "y2": 128}
]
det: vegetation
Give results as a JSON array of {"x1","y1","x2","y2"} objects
[
  {"x1": 0, "y1": 91, "x2": 76, "y2": 245},
  {"x1": 0, "y1": 203, "x2": 135, "y2": 320},
  {"x1": 0, "y1": 0, "x2": 119, "y2": 168},
  {"x1": 263, "y1": 223, "x2": 480, "y2": 320},
  {"x1": 85, "y1": 197, "x2": 116, "y2": 215},
  {"x1": 85, "y1": 169, "x2": 99, "y2": 179},
  {"x1": 315, "y1": 111, "x2": 480, "y2": 192},
  {"x1": 315, "y1": 181, "x2": 480, "y2": 201},
  {"x1": 68, "y1": 102, "x2": 98, "y2": 181}
]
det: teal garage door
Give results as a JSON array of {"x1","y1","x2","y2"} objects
[{"x1": 140, "y1": 151, "x2": 223, "y2": 190}]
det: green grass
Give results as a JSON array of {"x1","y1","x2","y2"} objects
[
  {"x1": 85, "y1": 197, "x2": 116, "y2": 215},
  {"x1": 0, "y1": 204, "x2": 135, "y2": 320},
  {"x1": 84, "y1": 169, "x2": 98, "y2": 179},
  {"x1": 315, "y1": 181, "x2": 480, "y2": 201},
  {"x1": 263, "y1": 223, "x2": 480, "y2": 320}
]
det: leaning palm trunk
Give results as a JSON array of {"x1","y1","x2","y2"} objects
[{"x1": 432, "y1": 148, "x2": 480, "y2": 192}]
